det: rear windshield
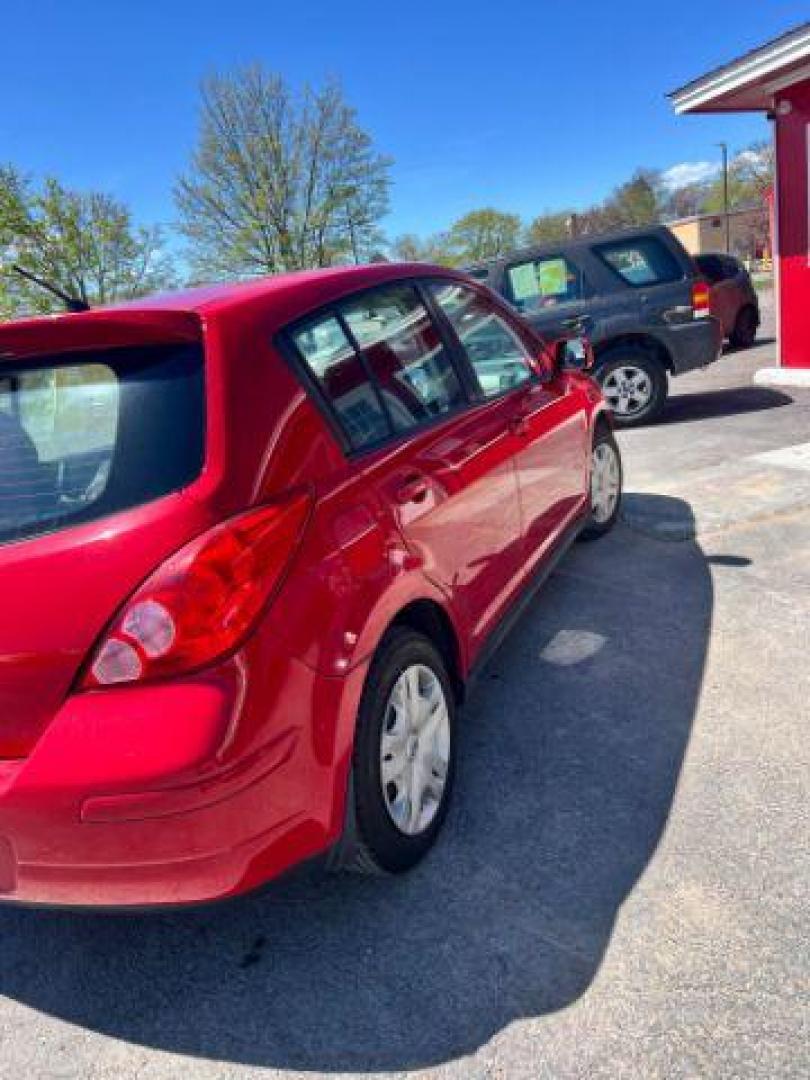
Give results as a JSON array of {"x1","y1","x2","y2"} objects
[
  {"x1": 594, "y1": 237, "x2": 683, "y2": 287},
  {"x1": 0, "y1": 344, "x2": 204, "y2": 546}
]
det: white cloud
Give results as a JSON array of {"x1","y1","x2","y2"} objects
[
  {"x1": 660, "y1": 161, "x2": 720, "y2": 190},
  {"x1": 734, "y1": 147, "x2": 770, "y2": 170}
]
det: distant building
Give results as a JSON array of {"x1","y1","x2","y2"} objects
[{"x1": 666, "y1": 204, "x2": 770, "y2": 262}]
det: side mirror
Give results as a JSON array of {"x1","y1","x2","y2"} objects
[{"x1": 555, "y1": 335, "x2": 595, "y2": 372}]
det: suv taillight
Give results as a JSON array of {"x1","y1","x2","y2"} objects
[
  {"x1": 82, "y1": 492, "x2": 311, "y2": 688},
  {"x1": 692, "y1": 280, "x2": 711, "y2": 319}
]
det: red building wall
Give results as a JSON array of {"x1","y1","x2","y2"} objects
[{"x1": 776, "y1": 82, "x2": 810, "y2": 368}]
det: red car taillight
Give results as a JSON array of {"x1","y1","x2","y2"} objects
[
  {"x1": 692, "y1": 280, "x2": 711, "y2": 319},
  {"x1": 82, "y1": 492, "x2": 312, "y2": 688}
]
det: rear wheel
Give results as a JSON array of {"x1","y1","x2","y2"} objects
[
  {"x1": 580, "y1": 427, "x2": 622, "y2": 541},
  {"x1": 595, "y1": 347, "x2": 667, "y2": 427},
  {"x1": 730, "y1": 305, "x2": 758, "y2": 349},
  {"x1": 343, "y1": 628, "x2": 456, "y2": 874}
]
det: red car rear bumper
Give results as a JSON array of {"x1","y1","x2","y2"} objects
[{"x1": 0, "y1": 650, "x2": 367, "y2": 907}]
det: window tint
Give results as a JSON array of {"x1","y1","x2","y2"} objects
[
  {"x1": 720, "y1": 255, "x2": 742, "y2": 279},
  {"x1": 695, "y1": 254, "x2": 724, "y2": 284},
  {"x1": 430, "y1": 282, "x2": 533, "y2": 398},
  {"x1": 339, "y1": 285, "x2": 465, "y2": 432},
  {"x1": 291, "y1": 315, "x2": 390, "y2": 450},
  {"x1": 595, "y1": 237, "x2": 682, "y2": 286},
  {"x1": 506, "y1": 254, "x2": 587, "y2": 312},
  {"x1": 0, "y1": 345, "x2": 204, "y2": 546}
]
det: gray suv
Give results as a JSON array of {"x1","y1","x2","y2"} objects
[{"x1": 468, "y1": 225, "x2": 723, "y2": 425}]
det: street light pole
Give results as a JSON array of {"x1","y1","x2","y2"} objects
[{"x1": 717, "y1": 141, "x2": 730, "y2": 253}]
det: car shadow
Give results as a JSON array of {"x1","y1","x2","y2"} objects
[
  {"x1": 0, "y1": 495, "x2": 714, "y2": 1074},
  {"x1": 723, "y1": 335, "x2": 776, "y2": 354},
  {"x1": 661, "y1": 385, "x2": 792, "y2": 425}
]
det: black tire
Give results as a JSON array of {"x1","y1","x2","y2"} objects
[
  {"x1": 579, "y1": 426, "x2": 623, "y2": 541},
  {"x1": 729, "y1": 305, "x2": 758, "y2": 350},
  {"x1": 342, "y1": 627, "x2": 457, "y2": 875},
  {"x1": 594, "y1": 346, "x2": 668, "y2": 427}
]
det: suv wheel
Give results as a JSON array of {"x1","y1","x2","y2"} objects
[
  {"x1": 595, "y1": 347, "x2": 667, "y2": 426},
  {"x1": 343, "y1": 627, "x2": 456, "y2": 874},
  {"x1": 730, "y1": 306, "x2": 758, "y2": 350},
  {"x1": 580, "y1": 427, "x2": 622, "y2": 541}
]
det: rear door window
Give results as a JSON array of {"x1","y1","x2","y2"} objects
[
  {"x1": 289, "y1": 283, "x2": 468, "y2": 452},
  {"x1": 505, "y1": 254, "x2": 588, "y2": 313},
  {"x1": 0, "y1": 345, "x2": 204, "y2": 546},
  {"x1": 339, "y1": 284, "x2": 465, "y2": 431},
  {"x1": 429, "y1": 281, "x2": 534, "y2": 398},
  {"x1": 595, "y1": 237, "x2": 683, "y2": 287},
  {"x1": 290, "y1": 315, "x2": 391, "y2": 450}
]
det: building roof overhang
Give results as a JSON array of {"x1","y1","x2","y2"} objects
[{"x1": 670, "y1": 22, "x2": 810, "y2": 113}]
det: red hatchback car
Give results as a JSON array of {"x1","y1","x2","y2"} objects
[{"x1": 0, "y1": 263, "x2": 621, "y2": 907}]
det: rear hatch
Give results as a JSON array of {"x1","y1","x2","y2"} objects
[{"x1": 0, "y1": 310, "x2": 207, "y2": 756}]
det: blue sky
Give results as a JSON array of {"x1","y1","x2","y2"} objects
[{"x1": 1, "y1": 2, "x2": 799, "y2": 244}]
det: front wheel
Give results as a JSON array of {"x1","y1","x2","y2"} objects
[
  {"x1": 580, "y1": 427, "x2": 623, "y2": 541},
  {"x1": 595, "y1": 347, "x2": 667, "y2": 427},
  {"x1": 343, "y1": 628, "x2": 457, "y2": 874}
]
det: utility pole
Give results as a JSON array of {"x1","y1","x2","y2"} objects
[{"x1": 721, "y1": 142, "x2": 730, "y2": 253}]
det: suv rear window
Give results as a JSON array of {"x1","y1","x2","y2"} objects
[
  {"x1": 694, "y1": 254, "x2": 725, "y2": 283},
  {"x1": 0, "y1": 344, "x2": 204, "y2": 546},
  {"x1": 595, "y1": 237, "x2": 683, "y2": 287}
]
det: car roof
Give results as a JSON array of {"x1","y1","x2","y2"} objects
[
  {"x1": 0, "y1": 263, "x2": 462, "y2": 358},
  {"x1": 695, "y1": 251, "x2": 741, "y2": 262},
  {"x1": 102, "y1": 262, "x2": 454, "y2": 317},
  {"x1": 466, "y1": 223, "x2": 676, "y2": 272}
]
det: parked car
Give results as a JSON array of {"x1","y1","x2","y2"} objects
[
  {"x1": 0, "y1": 264, "x2": 620, "y2": 908},
  {"x1": 467, "y1": 225, "x2": 723, "y2": 426},
  {"x1": 693, "y1": 252, "x2": 760, "y2": 348}
]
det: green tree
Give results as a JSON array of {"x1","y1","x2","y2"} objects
[
  {"x1": 390, "y1": 231, "x2": 456, "y2": 265},
  {"x1": 176, "y1": 67, "x2": 391, "y2": 278},
  {"x1": 703, "y1": 142, "x2": 774, "y2": 213},
  {"x1": 447, "y1": 208, "x2": 522, "y2": 263},
  {"x1": 663, "y1": 183, "x2": 707, "y2": 220},
  {"x1": 0, "y1": 166, "x2": 174, "y2": 317},
  {"x1": 732, "y1": 141, "x2": 774, "y2": 199},
  {"x1": 601, "y1": 169, "x2": 660, "y2": 230},
  {"x1": 526, "y1": 209, "x2": 576, "y2": 245}
]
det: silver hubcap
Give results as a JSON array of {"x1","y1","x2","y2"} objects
[
  {"x1": 601, "y1": 365, "x2": 653, "y2": 416},
  {"x1": 380, "y1": 664, "x2": 451, "y2": 836},
  {"x1": 591, "y1": 441, "x2": 621, "y2": 523}
]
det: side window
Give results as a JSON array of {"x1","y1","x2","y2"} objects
[
  {"x1": 291, "y1": 314, "x2": 390, "y2": 451},
  {"x1": 505, "y1": 254, "x2": 587, "y2": 313},
  {"x1": 430, "y1": 282, "x2": 534, "y2": 399},
  {"x1": 595, "y1": 237, "x2": 683, "y2": 287},
  {"x1": 339, "y1": 284, "x2": 465, "y2": 433}
]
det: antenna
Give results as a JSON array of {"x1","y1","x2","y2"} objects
[{"x1": 10, "y1": 265, "x2": 90, "y2": 312}]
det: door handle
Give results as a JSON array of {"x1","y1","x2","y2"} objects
[{"x1": 394, "y1": 473, "x2": 430, "y2": 504}]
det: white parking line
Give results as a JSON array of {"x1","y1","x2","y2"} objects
[{"x1": 751, "y1": 441, "x2": 810, "y2": 472}]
